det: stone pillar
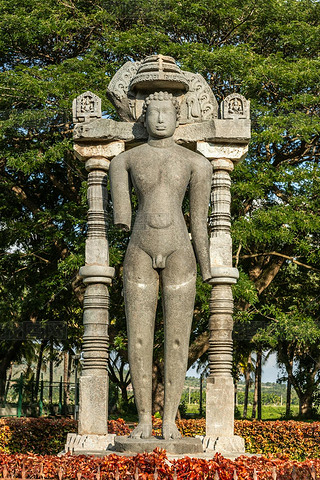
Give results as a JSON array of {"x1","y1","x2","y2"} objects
[
  {"x1": 197, "y1": 142, "x2": 248, "y2": 454},
  {"x1": 65, "y1": 142, "x2": 124, "y2": 454}
]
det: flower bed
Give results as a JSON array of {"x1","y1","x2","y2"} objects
[
  {"x1": 0, "y1": 417, "x2": 320, "y2": 461},
  {"x1": 0, "y1": 451, "x2": 318, "y2": 479},
  {"x1": 0, "y1": 418, "x2": 129, "y2": 455}
]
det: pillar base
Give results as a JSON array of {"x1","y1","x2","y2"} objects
[
  {"x1": 206, "y1": 376, "x2": 234, "y2": 438},
  {"x1": 199, "y1": 435, "x2": 245, "y2": 454},
  {"x1": 64, "y1": 433, "x2": 115, "y2": 454},
  {"x1": 78, "y1": 374, "x2": 108, "y2": 435}
]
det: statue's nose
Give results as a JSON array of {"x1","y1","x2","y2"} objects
[{"x1": 158, "y1": 111, "x2": 164, "y2": 123}]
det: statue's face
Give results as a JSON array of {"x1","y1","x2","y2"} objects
[{"x1": 145, "y1": 99, "x2": 178, "y2": 138}]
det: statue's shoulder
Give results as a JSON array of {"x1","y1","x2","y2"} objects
[
  {"x1": 176, "y1": 145, "x2": 212, "y2": 172},
  {"x1": 111, "y1": 143, "x2": 147, "y2": 166}
]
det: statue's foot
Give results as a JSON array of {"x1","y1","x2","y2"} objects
[
  {"x1": 162, "y1": 421, "x2": 181, "y2": 440},
  {"x1": 129, "y1": 422, "x2": 152, "y2": 439}
]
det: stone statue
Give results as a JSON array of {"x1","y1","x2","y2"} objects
[{"x1": 109, "y1": 91, "x2": 212, "y2": 440}]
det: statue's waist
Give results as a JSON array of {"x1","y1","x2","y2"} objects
[{"x1": 134, "y1": 212, "x2": 179, "y2": 229}]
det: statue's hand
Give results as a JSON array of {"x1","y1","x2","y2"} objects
[
  {"x1": 115, "y1": 222, "x2": 130, "y2": 232},
  {"x1": 202, "y1": 271, "x2": 213, "y2": 283}
]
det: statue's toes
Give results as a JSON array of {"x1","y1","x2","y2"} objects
[
  {"x1": 162, "y1": 423, "x2": 181, "y2": 440},
  {"x1": 130, "y1": 423, "x2": 152, "y2": 439}
]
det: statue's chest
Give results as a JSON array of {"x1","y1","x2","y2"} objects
[{"x1": 129, "y1": 151, "x2": 189, "y2": 192}]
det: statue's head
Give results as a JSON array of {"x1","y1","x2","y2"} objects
[{"x1": 142, "y1": 91, "x2": 180, "y2": 139}]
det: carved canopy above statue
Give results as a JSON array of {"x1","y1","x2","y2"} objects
[{"x1": 106, "y1": 55, "x2": 219, "y2": 125}]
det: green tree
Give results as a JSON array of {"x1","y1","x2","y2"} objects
[{"x1": 1, "y1": 0, "x2": 319, "y2": 415}]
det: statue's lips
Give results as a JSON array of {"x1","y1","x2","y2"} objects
[{"x1": 155, "y1": 126, "x2": 166, "y2": 130}]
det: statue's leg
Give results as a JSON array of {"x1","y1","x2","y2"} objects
[
  {"x1": 123, "y1": 245, "x2": 159, "y2": 439},
  {"x1": 161, "y1": 247, "x2": 196, "y2": 439}
]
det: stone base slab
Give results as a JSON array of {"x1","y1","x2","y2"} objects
[
  {"x1": 65, "y1": 433, "x2": 116, "y2": 454},
  {"x1": 114, "y1": 436, "x2": 203, "y2": 455},
  {"x1": 199, "y1": 435, "x2": 245, "y2": 454}
]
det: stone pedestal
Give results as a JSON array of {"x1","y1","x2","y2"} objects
[{"x1": 114, "y1": 436, "x2": 203, "y2": 455}]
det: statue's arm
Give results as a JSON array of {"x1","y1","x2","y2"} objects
[
  {"x1": 189, "y1": 157, "x2": 212, "y2": 282},
  {"x1": 109, "y1": 153, "x2": 132, "y2": 231}
]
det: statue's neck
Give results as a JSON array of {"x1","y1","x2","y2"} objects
[{"x1": 148, "y1": 136, "x2": 175, "y2": 148}]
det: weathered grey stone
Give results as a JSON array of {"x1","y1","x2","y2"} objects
[
  {"x1": 77, "y1": 150, "x2": 114, "y2": 437},
  {"x1": 72, "y1": 55, "x2": 250, "y2": 455},
  {"x1": 206, "y1": 377, "x2": 234, "y2": 438},
  {"x1": 196, "y1": 142, "x2": 249, "y2": 163},
  {"x1": 114, "y1": 436, "x2": 203, "y2": 455},
  {"x1": 209, "y1": 266, "x2": 239, "y2": 284},
  {"x1": 74, "y1": 141, "x2": 125, "y2": 162},
  {"x1": 199, "y1": 435, "x2": 245, "y2": 454},
  {"x1": 74, "y1": 118, "x2": 251, "y2": 145},
  {"x1": 221, "y1": 93, "x2": 250, "y2": 120},
  {"x1": 65, "y1": 433, "x2": 115, "y2": 453},
  {"x1": 78, "y1": 374, "x2": 109, "y2": 435},
  {"x1": 79, "y1": 265, "x2": 115, "y2": 285},
  {"x1": 109, "y1": 92, "x2": 212, "y2": 441},
  {"x1": 106, "y1": 55, "x2": 219, "y2": 125},
  {"x1": 196, "y1": 140, "x2": 247, "y2": 452},
  {"x1": 73, "y1": 91, "x2": 101, "y2": 124}
]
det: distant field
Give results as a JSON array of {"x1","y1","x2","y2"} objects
[{"x1": 186, "y1": 403, "x2": 300, "y2": 419}]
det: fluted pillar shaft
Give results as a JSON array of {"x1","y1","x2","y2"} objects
[
  {"x1": 75, "y1": 143, "x2": 124, "y2": 435},
  {"x1": 197, "y1": 142, "x2": 247, "y2": 452}
]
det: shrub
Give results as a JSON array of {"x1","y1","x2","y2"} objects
[
  {"x1": 0, "y1": 418, "x2": 129, "y2": 455},
  {"x1": 235, "y1": 420, "x2": 320, "y2": 460},
  {"x1": 0, "y1": 451, "x2": 318, "y2": 479}
]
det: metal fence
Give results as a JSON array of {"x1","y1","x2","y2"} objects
[{"x1": 0, "y1": 376, "x2": 79, "y2": 418}]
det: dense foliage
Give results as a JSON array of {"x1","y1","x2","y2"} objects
[
  {"x1": 0, "y1": 418, "x2": 130, "y2": 455},
  {"x1": 0, "y1": 451, "x2": 318, "y2": 480},
  {"x1": 0, "y1": 418, "x2": 319, "y2": 461},
  {"x1": 0, "y1": 0, "x2": 319, "y2": 414}
]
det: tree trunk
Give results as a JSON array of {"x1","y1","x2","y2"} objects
[
  {"x1": 63, "y1": 350, "x2": 70, "y2": 414},
  {"x1": 252, "y1": 352, "x2": 260, "y2": 419},
  {"x1": 35, "y1": 340, "x2": 47, "y2": 402},
  {"x1": 257, "y1": 350, "x2": 262, "y2": 420},
  {"x1": 152, "y1": 361, "x2": 164, "y2": 415},
  {"x1": 0, "y1": 345, "x2": 21, "y2": 403},
  {"x1": 299, "y1": 392, "x2": 313, "y2": 418},
  {"x1": 286, "y1": 376, "x2": 291, "y2": 417},
  {"x1": 243, "y1": 354, "x2": 252, "y2": 419},
  {"x1": 49, "y1": 338, "x2": 54, "y2": 414}
]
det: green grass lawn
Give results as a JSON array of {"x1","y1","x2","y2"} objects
[
  {"x1": 239, "y1": 404, "x2": 300, "y2": 420},
  {"x1": 185, "y1": 403, "x2": 300, "y2": 420}
]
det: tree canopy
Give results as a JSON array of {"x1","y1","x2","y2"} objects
[{"x1": 0, "y1": 0, "x2": 319, "y2": 415}]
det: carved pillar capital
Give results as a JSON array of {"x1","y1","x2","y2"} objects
[
  {"x1": 74, "y1": 141, "x2": 125, "y2": 164},
  {"x1": 196, "y1": 142, "x2": 248, "y2": 165}
]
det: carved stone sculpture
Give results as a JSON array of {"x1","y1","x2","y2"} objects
[
  {"x1": 109, "y1": 91, "x2": 212, "y2": 440},
  {"x1": 69, "y1": 54, "x2": 251, "y2": 456}
]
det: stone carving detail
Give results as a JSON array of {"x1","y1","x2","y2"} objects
[
  {"x1": 107, "y1": 56, "x2": 219, "y2": 125},
  {"x1": 73, "y1": 91, "x2": 102, "y2": 123},
  {"x1": 107, "y1": 61, "x2": 141, "y2": 122},
  {"x1": 180, "y1": 72, "x2": 218, "y2": 123},
  {"x1": 87, "y1": 171, "x2": 108, "y2": 239},
  {"x1": 82, "y1": 284, "x2": 109, "y2": 371},
  {"x1": 221, "y1": 93, "x2": 250, "y2": 119},
  {"x1": 208, "y1": 285, "x2": 233, "y2": 376}
]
